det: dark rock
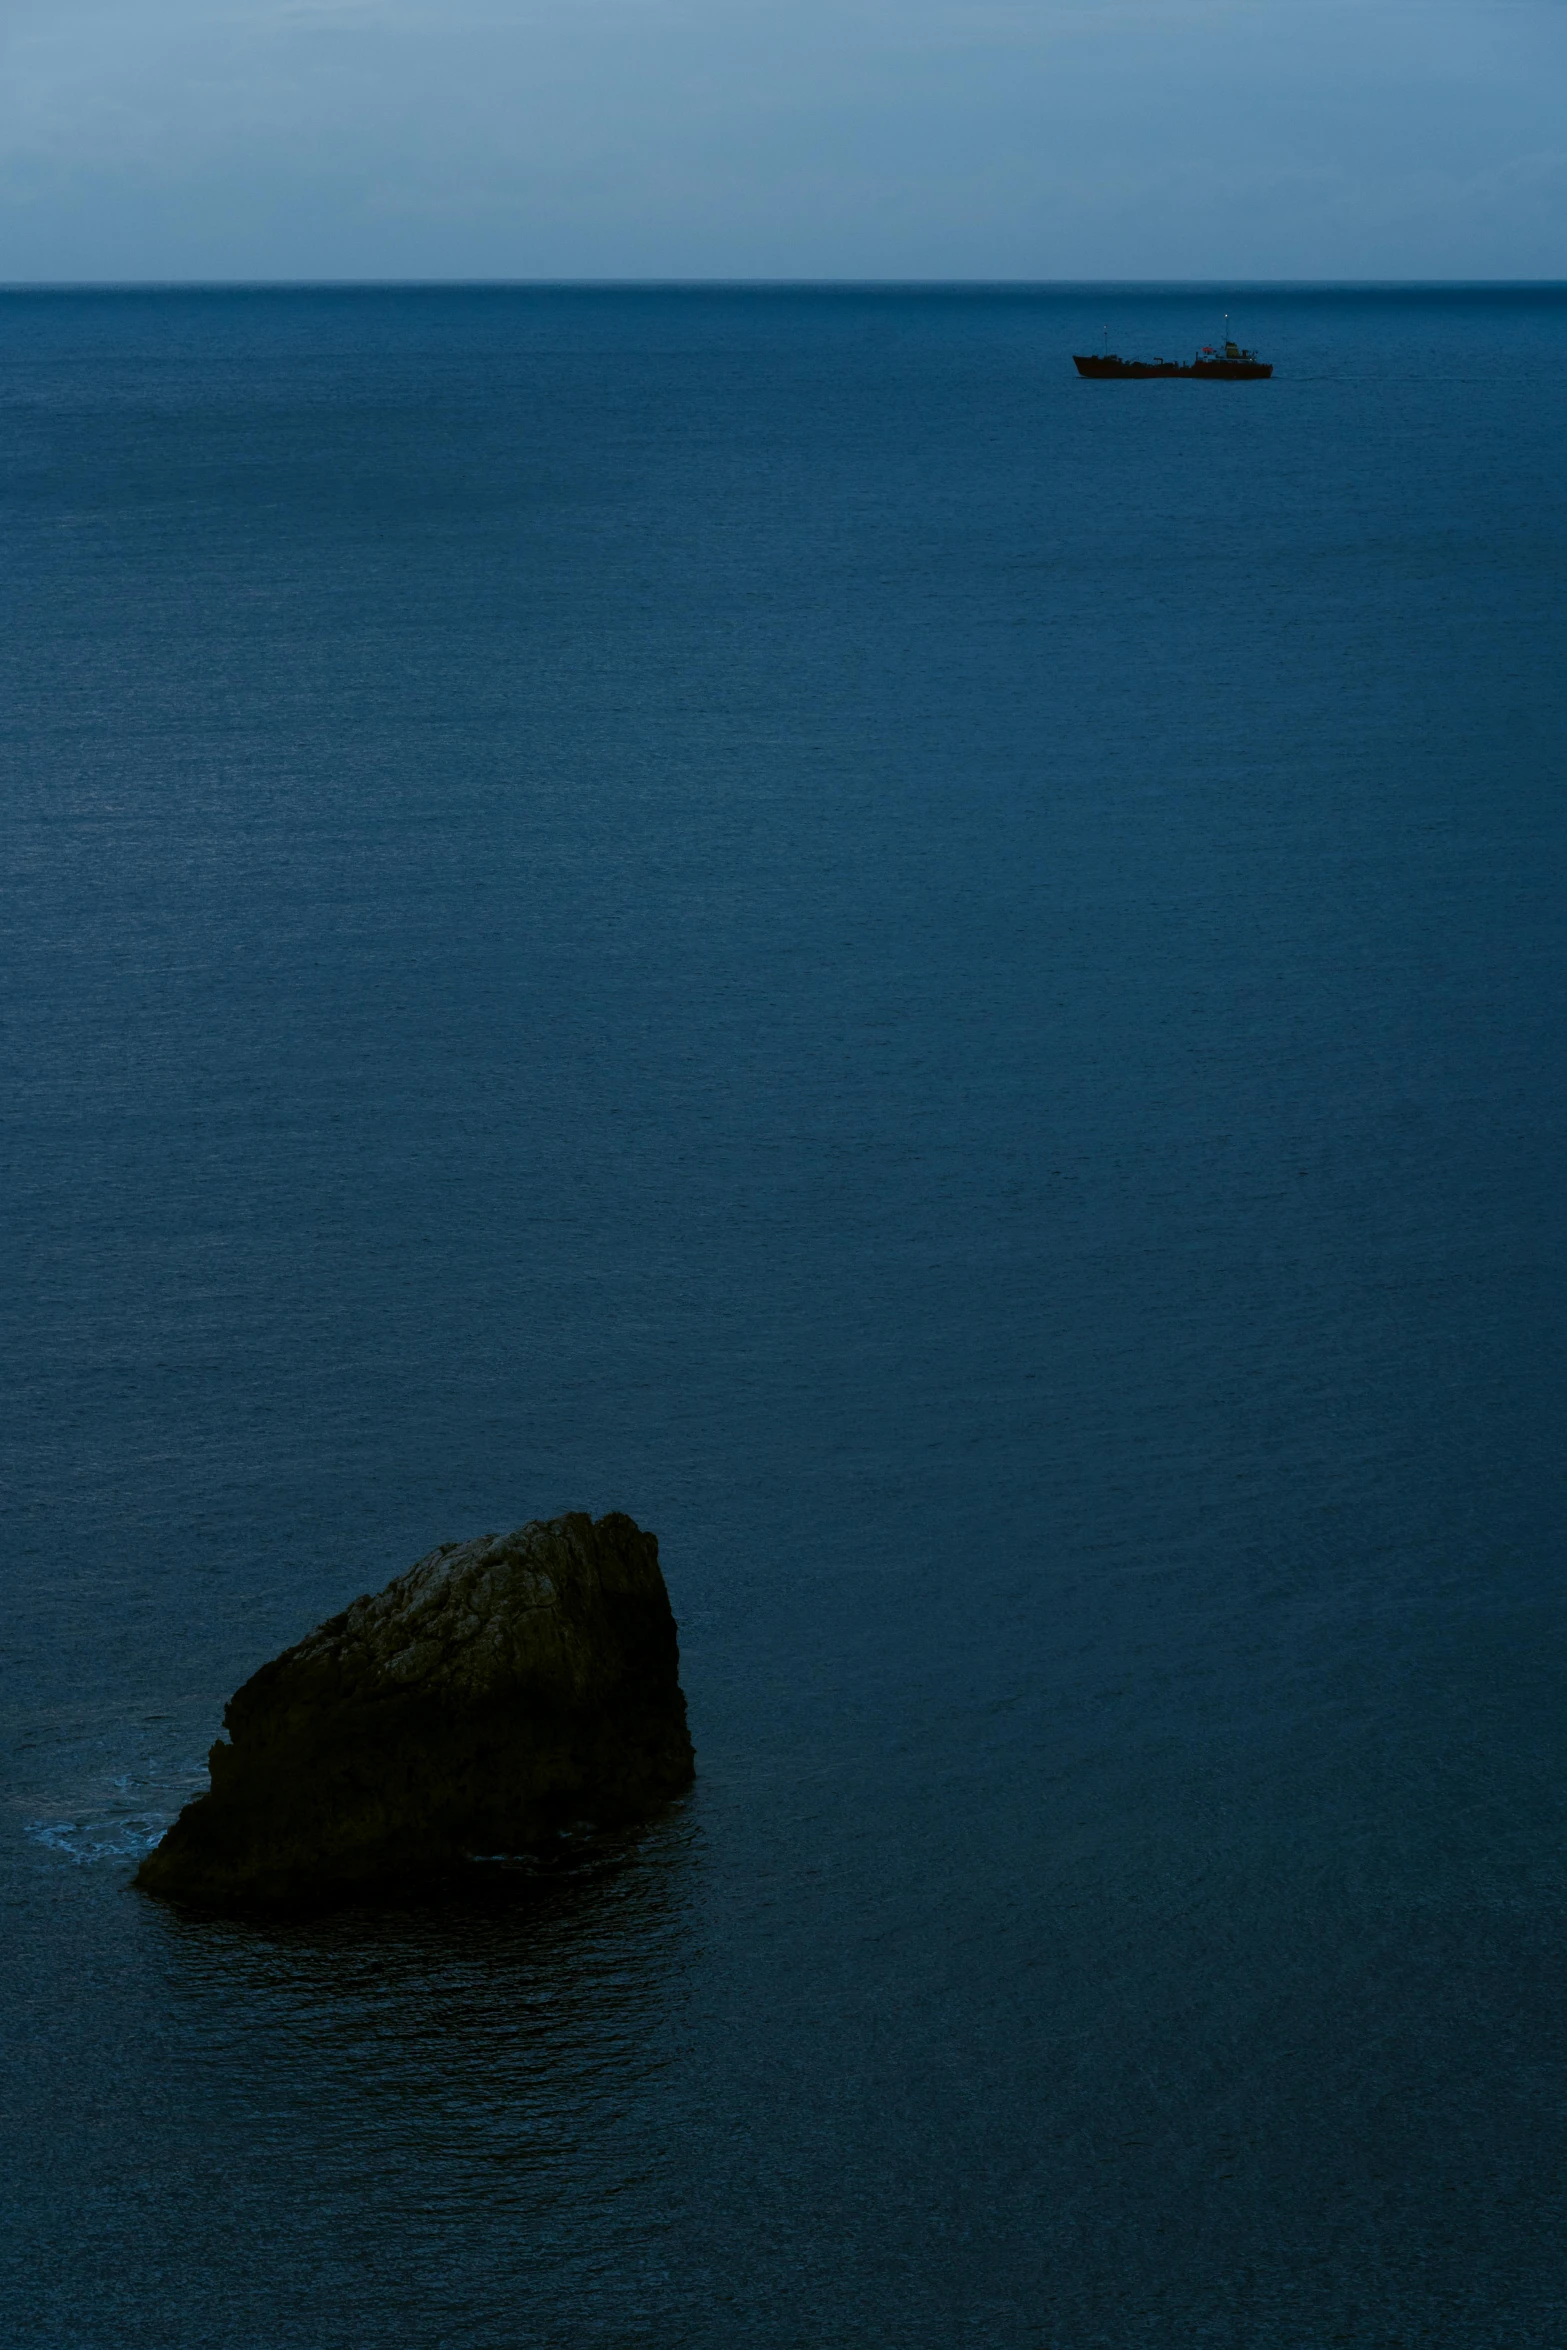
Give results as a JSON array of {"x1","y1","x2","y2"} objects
[{"x1": 135, "y1": 1511, "x2": 694, "y2": 1914}]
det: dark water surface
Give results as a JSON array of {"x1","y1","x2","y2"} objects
[{"x1": 3, "y1": 284, "x2": 1566, "y2": 2346}]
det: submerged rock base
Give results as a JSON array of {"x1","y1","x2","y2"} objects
[{"x1": 135, "y1": 1512, "x2": 694, "y2": 1915}]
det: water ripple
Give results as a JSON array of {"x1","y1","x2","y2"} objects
[{"x1": 24, "y1": 1761, "x2": 207, "y2": 1863}]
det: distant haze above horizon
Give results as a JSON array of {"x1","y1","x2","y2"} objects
[{"x1": 0, "y1": 0, "x2": 1563, "y2": 285}]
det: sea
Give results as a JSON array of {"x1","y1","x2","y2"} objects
[{"x1": 3, "y1": 283, "x2": 1566, "y2": 2348}]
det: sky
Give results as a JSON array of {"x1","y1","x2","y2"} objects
[{"x1": 0, "y1": 0, "x2": 1563, "y2": 280}]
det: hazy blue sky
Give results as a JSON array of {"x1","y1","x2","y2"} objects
[{"x1": 1, "y1": 0, "x2": 1563, "y2": 279}]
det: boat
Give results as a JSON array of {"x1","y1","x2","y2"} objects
[{"x1": 1074, "y1": 334, "x2": 1272, "y2": 381}]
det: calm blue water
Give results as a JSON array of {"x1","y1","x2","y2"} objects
[{"x1": 3, "y1": 283, "x2": 1566, "y2": 2346}]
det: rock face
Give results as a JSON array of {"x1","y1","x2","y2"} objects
[{"x1": 135, "y1": 1512, "x2": 694, "y2": 1914}]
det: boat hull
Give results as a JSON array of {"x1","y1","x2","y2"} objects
[{"x1": 1073, "y1": 356, "x2": 1273, "y2": 380}]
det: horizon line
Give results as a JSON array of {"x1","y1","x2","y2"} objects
[{"x1": 3, "y1": 275, "x2": 1566, "y2": 295}]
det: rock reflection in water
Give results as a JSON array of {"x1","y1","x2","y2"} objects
[{"x1": 138, "y1": 1814, "x2": 697, "y2": 2334}]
